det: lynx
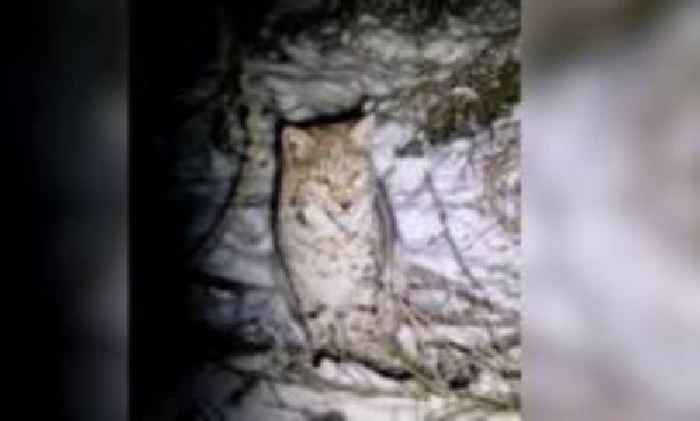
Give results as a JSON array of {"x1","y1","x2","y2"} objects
[{"x1": 276, "y1": 116, "x2": 397, "y2": 357}]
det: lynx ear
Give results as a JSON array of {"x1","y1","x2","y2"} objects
[
  {"x1": 349, "y1": 115, "x2": 375, "y2": 148},
  {"x1": 282, "y1": 126, "x2": 315, "y2": 162}
]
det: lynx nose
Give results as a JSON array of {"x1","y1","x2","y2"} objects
[{"x1": 340, "y1": 201, "x2": 352, "y2": 211}]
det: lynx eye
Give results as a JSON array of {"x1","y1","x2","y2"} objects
[{"x1": 295, "y1": 210, "x2": 308, "y2": 226}]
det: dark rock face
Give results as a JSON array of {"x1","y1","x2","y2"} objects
[{"x1": 132, "y1": 1, "x2": 520, "y2": 420}]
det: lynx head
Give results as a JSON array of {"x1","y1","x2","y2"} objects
[{"x1": 281, "y1": 116, "x2": 375, "y2": 217}]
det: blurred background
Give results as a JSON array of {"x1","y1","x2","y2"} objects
[
  {"x1": 10, "y1": 0, "x2": 697, "y2": 419},
  {"x1": 7, "y1": 0, "x2": 126, "y2": 420},
  {"x1": 525, "y1": 1, "x2": 699, "y2": 419}
]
